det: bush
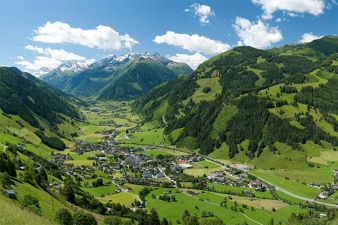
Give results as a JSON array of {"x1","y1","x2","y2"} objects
[
  {"x1": 20, "y1": 194, "x2": 41, "y2": 215},
  {"x1": 104, "y1": 216, "x2": 121, "y2": 225},
  {"x1": 55, "y1": 208, "x2": 73, "y2": 225},
  {"x1": 73, "y1": 211, "x2": 97, "y2": 225}
]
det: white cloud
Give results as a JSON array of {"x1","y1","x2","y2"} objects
[
  {"x1": 16, "y1": 45, "x2": 94, "y2": 76},
  {"x1": 25, "y1": 45, "x2": 90, "y2": 61},
  {"x1": 186, "y1": 3, "x2": 215, "y2": 24},
  {"x1": 154, "y1": 31, "x2": 231, "y2": 55},
  {"x1": 32, "y1": 21, "x2": 138, "y2": 50},
  {"x1": 252, "y1": 0, "x2": 325, "y2": 19},
  {"x1": 233, "y1": 17, "x2": 283, "y2": 49},
  {"x1": 16, "y1": 56, "x2": 61, "y2": 75},
  {"x1": 299, "y1": 33, "x2": 323, "y2": 43},
  {"x1": 169, "y1": 53, "x2": 208, "y2": 69}
]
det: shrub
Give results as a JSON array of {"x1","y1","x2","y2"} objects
[
  {"x1": 73, "y1": 211, "x2": 97, "y2": 225},
  {"x1": 55, "y1": 208, "x2": 73, "y2": 225}
]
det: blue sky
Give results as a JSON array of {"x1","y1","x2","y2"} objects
[{"x1": 0, "y1": 0, "x2": 337, "y2": 74}]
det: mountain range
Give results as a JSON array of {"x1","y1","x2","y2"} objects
[{"x1": 41, "y1": 52, "x2": 192, "y2": 100}]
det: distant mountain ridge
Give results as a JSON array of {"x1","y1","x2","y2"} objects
[{"x1": 41, "y1": 52, "x2": 193, "y2": 100}]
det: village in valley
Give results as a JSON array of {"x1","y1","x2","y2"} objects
[{"x1": 2, "y1": 100, "x2": 338, "y2": 225}]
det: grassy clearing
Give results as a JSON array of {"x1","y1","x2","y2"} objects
[
  {"x1": 82, "y1": 185, "x2": 117, "y2": 197},
  {"x1": 98, "y1": 192, "x2": 137, "y2": 206},
  {"x1": 211, "y1": 104, "x2": 238, "y2": 139},
  {"x1": 125, "y1": 128, "x2": 166, "y2": 145},
  {"x1": 189, "y1": 77, "x2": 222, "y2": 104},
  {"x1": 309, "y1": 151, "x2": 338, "y2": 165}
]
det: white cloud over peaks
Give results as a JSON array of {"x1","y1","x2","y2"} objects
[
  {"x1": 299, "y1": 33, "x2": 323, "y2": 43},
  {"x1": 252, "y1": 0, "x2": 325, "y2": 19},
  {"x1": 186, "y1": 3, "x2": 215, "y2": 24},
  {"x1": 154, "y1": 31, "x2": 231, "y2": 55},
  {"x1": 16, "y1": 45, "x2": 94, "y2": 76},
  {"x1": 169, "y1": 53, "x2": 208, "y2": 69},
  {"x1": 32, "y1": 21, "x2": 138, "y2": 50},
  {"x1": 233, "y1": 17, "x2": 283, "y2": 49},
  {"x1": 25, "y1": 45, "x2": 89, "y2": 61}
]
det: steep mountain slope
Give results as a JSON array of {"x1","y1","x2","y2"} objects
[
  {"x1": 41, "y1": 53, "x2": 193, "y2": 100},
  {"x1": 135, "y1": 36, "x2": 338, "y2": 160},
  {"x1": 0, "y1": 67, "x2": 82, "y2": 150}
]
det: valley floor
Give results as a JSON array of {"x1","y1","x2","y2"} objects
[{"x1": 1, "y1": 100, "x2": 338, "y2": 225}]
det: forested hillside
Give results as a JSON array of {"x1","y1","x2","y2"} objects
[
  {"x1": 135, "y1": 36, "x2": 338, "y2": 159},
  {"x1": 0, "y1": 67, "x2": 82, "y2": 150}
]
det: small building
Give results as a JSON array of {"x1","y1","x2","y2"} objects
[
  {"x1": 4, "y1": 190, "x2": 16, "y2": 199},
  {"x1": 177, "y1": 163, "x2": 193, "y2": 169},
  {"x1": 318, "y1": 191, "x2": 329, "y2": 199},
  {"x1": 143, "y1": 170, "x2": 152, "y2": 179}
]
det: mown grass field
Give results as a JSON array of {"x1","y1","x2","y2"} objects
[
  {"x1": 250, "y1": 170, "x2": 321, "y2": 199},
  {"x1": 98, "y1": 192, "x2": 137, "y2": 206},
  {"x1": 82, "y1": 184, "x2": 117, "y2": 197}
]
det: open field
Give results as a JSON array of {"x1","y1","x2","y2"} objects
[
  {"x1": 230, "y1": 195, "x2": 288, "y2": 211},
  {"x1": 146, "y1": 188, "x2": 306, "y2": 225},
  {"x1": 82, "y1": 185, "x2": 117, "y2": 197},
  {"x1": 98, "y1": 192, "x2": 137, "y2": 206},
  {"x1": 184, "y1": 167, "x2": 222, "y2": 177},
  {"x1": 250, "y1": 170, "x2": 321, "y2": 199},
  {"x1": 140, "y1": 148, "x2": 186, "y2": 156}
]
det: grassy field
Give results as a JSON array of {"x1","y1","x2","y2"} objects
[
  {"x1": 124, "y1": 128, "x2": 166, "y2": 145},
  {"x1": 208, "y1": 183, "x2": 274, "y2": 199},
  {"x1": 250, "y1": 170, "x2": 321, "y2": 198},
  {"x1": 98, "y1": 192, "x2": 137, "y2": 206},
  {"x1": 0, "y1": 194, "x2": 57, "y2": 225},
  {"x1": 140, "y1": 148, "x2": 186, "y2": 157},
  {"x1": 184, "y1": 167, "x2": 222, "y2": 177},
  {"x1": 12, "y1": 181, "x2": 67, "y2": 220},
  {"x1": 82, "y1": 184, "x2": 117, "y2": 197},
  {"x1": 146, "y1": 188, "x2": 304, "y2": 225},
  {"x1": 230, "y1": 195, "x2": 287, "y2": 210}
]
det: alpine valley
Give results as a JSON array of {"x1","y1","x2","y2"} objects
[{"x1": 1, "y1": 36, "x2": 338, "y2": 225}]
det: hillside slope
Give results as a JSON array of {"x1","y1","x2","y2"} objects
[
  {"x1": 135, "y1": 36, "x2": 338, "y2": 160},
  {"x1": 41, "y1": 53, "x2": 193, "y2": 100},
  {"x1": 0, "y1": 67, "x2": 82, "y2": 150}
]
